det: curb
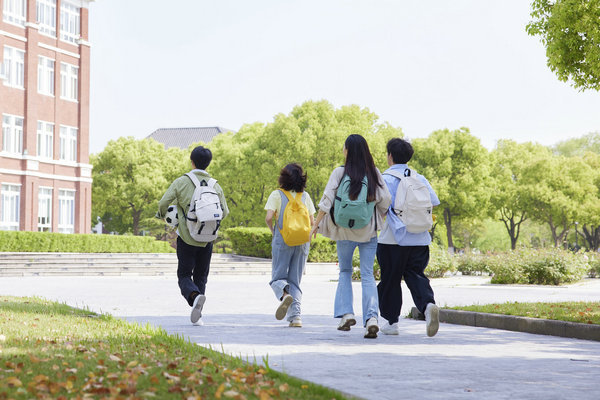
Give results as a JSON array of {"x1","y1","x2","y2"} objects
[{"x1": 410, "y1": 307, "x2": 600, "y2": 342}]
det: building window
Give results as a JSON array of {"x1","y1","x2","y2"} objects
[
  {"x1": 37, "y1": 121, "x2": 54, "y2": 159},
  {"x1": 60, "y1": 2, "x2": 80, "y2": 44},
  {"x1": 37, "y1": 0, "x2": 57, "y2": 37},
  {"x1": 3, "y1": 0, "x2": 27, "y2": 26},
  {"x1": 59, "y1": 125, "x2": 77, "y2": 162},
  {"x1": 2, "y1": 46, "x2": 25, "y2": 89},
  {"x1": 38, "y1": 187, "x2": 52, "y2": 232},
  {"x1": 2, "y1": 114, "x2": 24, "y2": 154},
  {"x1": 0, "y1": 184, "x2": 21, "y2": 231},
  {"x1": 38, "y1": 56, "x2": 55, "y2": 96},
  {"x1": 60, "y1": 62, "x2": 78, "y2": 101},
  {"x1": 58, "y1": 189, "x2": 75, "y2": 233}
]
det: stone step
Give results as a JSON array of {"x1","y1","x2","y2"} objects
[{"x1": 0, "y1": 252, "x2": 338, "y2": 278}]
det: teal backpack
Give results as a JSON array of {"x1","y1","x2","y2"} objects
[{"x1": 332, "y1": 175, "x2": 375, "y2": 229}]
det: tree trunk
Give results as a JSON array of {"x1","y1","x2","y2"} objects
[
  {"x1": 443, "y1": 207, "x2": 454, "y2": 254},
  {"x1": 500, "y1": 209, "x2": 526, "y2": 250},
  {"x1": 582, "y1": 225, "x2": 600, "y2": 250}
]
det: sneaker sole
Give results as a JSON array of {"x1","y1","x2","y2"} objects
[
  {"x1": 426, "y1": 305, "x2": 440, "y2": 337},
  {"x1": 364, "y1": 325, "x2": 379, "y2": 339},
  {"x1": 337, "y1": 317, "x2": 356, "y2": 331},
  {"x1": 289, "y1": 322, "x2": 302, "y2": 328},
  {"x1": 190, "y1": 295, "x2": 206, "y2": 324},
  {"x1": 381, "y1": 328, "x2": 399, "y2": 335},
  {"x1": 275, "y1": 295, "x2": 293, "y2": 320}
]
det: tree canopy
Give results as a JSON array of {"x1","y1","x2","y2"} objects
[{"x1": 527, "y1": 0, "x2": 600, "y2": 91}]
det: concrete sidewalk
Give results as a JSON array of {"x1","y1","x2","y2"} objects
[{"x1": 1, "y1": 274, "x2": 599, "y2": 399}]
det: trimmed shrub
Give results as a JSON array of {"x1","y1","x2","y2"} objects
[
  {"x1": 427, "y1": 244, "x2": 456, "y2": 278},
  {"x1": 226, "y1": 227, "x2": 339, "y2": 261},
  {"x1": 488, "y1": 248, "x2": 589, "y2": 285},
  {"x1": 226, "y1": 227, "x2": 272, "y2": 258},
  {"x1": 456, "y1": 253, "x2": 492, "y2": 276},
  {"x1": 0, "y1": 231, "x2": 174, "y2": 253},
  {"x1": 307, "y1": 236, "x2": 337, "y2": 262},
  {"x1": 587, "y1": 252, "x2": 600, "y2": 278}
]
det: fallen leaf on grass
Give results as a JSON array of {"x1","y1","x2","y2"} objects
[{"x1": 5, "y1": 376, "x2": 23, "y2": 387}]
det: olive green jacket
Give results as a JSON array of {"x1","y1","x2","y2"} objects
[{"x1": 157, "y1": 169, "x2": 229, "y2": 247}]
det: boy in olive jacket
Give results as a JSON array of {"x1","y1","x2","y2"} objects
[{"x1": 157, "y1": 146, "x2": 229, "y2": 325}]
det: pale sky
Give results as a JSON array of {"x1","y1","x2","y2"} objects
[{"x1": 88, "y1": 0, "x2": 600, "y2": 154}]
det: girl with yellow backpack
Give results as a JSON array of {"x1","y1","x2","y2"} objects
[{"x1": 265, "y1": 163, "x2": 316, "y2": 327}]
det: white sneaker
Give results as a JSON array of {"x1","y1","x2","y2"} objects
[
  {"x1": 380, "y1": 321, "x2": 400, "y2": 335},
  {"x1": 425, "y1": 303, "x2": 439, "y2": 337},
  {"x1": 275, "y1": 294, "x2": 293, "y2": 320},
  {"x1": 364, "y1": 317, "x2": 379, "y2": 339},
  {"x1": 289, "y1": 316, "x2": 302, "y2": 327},
  {"x1": 337, "y1": 313, "x2": 356, "y2": 331},
  {"x1": 193, "y1": 318, "x2": 204, "y2": 326},
  {"x1": 190, "y1": 294, "x2": 206, "y2": 324}
]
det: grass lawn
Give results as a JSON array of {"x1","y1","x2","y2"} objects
[
  {"x1": 0, "y1": 296, "x2": 347, "y2": 400},
  {"x1": 448, "y1": 301, "x2": 600, "y2": 325}
]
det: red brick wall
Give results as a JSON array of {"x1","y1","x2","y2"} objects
[{"x1": 0, "y1": 0, "x2": 92, "y2": 234}]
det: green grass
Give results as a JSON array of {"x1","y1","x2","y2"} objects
[
  {"x1": 448, "y1": 301, "x2": 600, "y2": 325},
  {"x1": 0, "y1": 296, "x2": 347, "y2": 399}
]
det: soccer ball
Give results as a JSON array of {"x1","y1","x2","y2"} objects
[{"x1": 165, "y1": 205, "x2": 179, "y2": 228}]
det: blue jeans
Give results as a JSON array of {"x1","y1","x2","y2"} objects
[
  {"x1": 270, "y1": 230, "x2": 309, "y2": 321},
  {"x1": 334, "y1": 236, "x2": 379, "y2": 326}
]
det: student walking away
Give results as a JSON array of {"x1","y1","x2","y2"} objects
[
  {"x1": 265, "y1": 163, "x2": 316, "y2": 328},
  {"x1": 311, "y1": 135, "x2": 391, "y2": 338},
  {"x1": 156, "y1": 146, "x2": 229, "y2": 326},
  {"x1": 377, "y1": 138, "x2": 441, "y2": 337}
]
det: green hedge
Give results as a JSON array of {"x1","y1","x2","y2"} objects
[
  {"x1": 0, "y1": 231, "x2": 174, "y2": 253},
  {"x1": 226, "y1": 227, "x2": 338, "y2": 262},
  {"x1": 457, "y1": 248, "x2": 590, "y2": 285}
]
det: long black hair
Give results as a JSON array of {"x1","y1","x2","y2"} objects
[
  {"x1": 343, "y1": 134, "x2": 382, "y2": 202},
  {"x1": 278, "y1": 163, "x2": 307, "y2": 192}
]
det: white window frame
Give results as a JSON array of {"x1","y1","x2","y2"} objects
[
  {"x1": 60, "y1": 2, "x2": 80, "y2": 44},
  {"x1": 38, "y1": 187, "x2": 53, "y2": 232},
  {"x1": 60, "y1": 62, "x2": 78, "y2": 101},
  {"x1": 59, "y1": 125, "x2": 77, "y2": 162},
  {"x1": 2, "y1": 46, "x2": 25, "y2": 89},
  {"x1": 37, "y1": 120, "x2": 54, "y2": 159},
  {"x1": 0, "y1": 184, "x2": 21, "y2": 231},
  {"x1": 37, "y1": 0, "x2": 57, "y2": 37},
  {"x1": 2, "y1": 114, "x2": 24, "y2": 155},
  {"x1": 38, "y1": 56, "x2": 55, "y2": 96},
  {"x1": 58, "y1": 189, "x2": 75, "y2": 233},
  {"x1": 3, "y1": 0, "x2": 27, "y2": 27}
]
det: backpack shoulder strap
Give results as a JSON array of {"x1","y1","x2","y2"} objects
[
  {"x1": 185, "y1": 172, "x2": 202, "y2": 188},
  {"x1": 383, "y1": 170, "x2": 404, "y2": 180},
  {"x1": 206, "y1": 178, "x2": 217, "y2": 188}
]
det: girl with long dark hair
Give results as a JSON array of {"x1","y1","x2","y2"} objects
[
  {"x1": 311, "y1": 134, "x2": 391, "y2": 338},
  {"x1": 265, "y1": 163, "x2": 316, "y2": 328}
]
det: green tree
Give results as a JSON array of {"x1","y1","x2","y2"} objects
[
  {"x1": 527, "y1": 0, "x2": 600, "y2": 91},
  {"x1": 521, "y1": 154, "x2": 597, "y2": 247},
  {"x1": 553, "y1": 132, "x2": 600, "y2": 156},
  {"x1": 579, "y1": 152, "x2": 600, "y2": 249},
  {"x1": 490, "y1": 140, "x2": 552, "y2": 249},
  {"x1": 411, "y1": 128, "x2": 491, "y2": 253},
  {"x1": 91, "y1": 137, "x2": 186, "y2": 235},
  {"x1": 210, "y1": 100, "x2": 402, "y2": 228}
]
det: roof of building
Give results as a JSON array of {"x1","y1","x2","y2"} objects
[{"x1": 147, "y1": 127, "x2": 233, "y2": 149}]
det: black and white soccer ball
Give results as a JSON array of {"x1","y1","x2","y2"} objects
[{"x1": 165, "y1": 205, "x2": 179, "y2": 228}]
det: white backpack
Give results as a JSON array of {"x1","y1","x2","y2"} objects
[
  {"x1": 185, "y1": 172, "x2": 223, "y2": 242},
  {"x1": 384, "y1": 168, "x2": 433, "y2": 234}
]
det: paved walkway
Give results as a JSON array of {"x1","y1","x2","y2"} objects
[{"x1": 1, "y1": 274, "x2": 600, "y2": 399}]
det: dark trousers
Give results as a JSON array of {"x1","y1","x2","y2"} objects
[
  {"x1": 176, "y1": 236, "x2": 213, "y2": 306},
  {"x1": 376, "y1": 244, "x2": 435, "y2": 324}
]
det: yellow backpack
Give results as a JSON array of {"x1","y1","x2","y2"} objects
[{"x1": 278, "y1": 190, "x2": 311, "y2": 246}]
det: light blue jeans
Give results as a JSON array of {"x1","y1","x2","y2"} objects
[
  {"x1": 270, "y1": 230, "x2": 309, "y2": 321},
  {"x1": 334, "y1": 236, "x2": 379, "y2": 326}
]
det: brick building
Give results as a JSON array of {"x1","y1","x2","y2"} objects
[{"x1": 0, "y1": 0, "x2": 92, "y2": 233}]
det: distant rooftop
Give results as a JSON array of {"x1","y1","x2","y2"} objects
[{"x1": 147, "y1": 127, "x2": 233, "y2": 149}]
